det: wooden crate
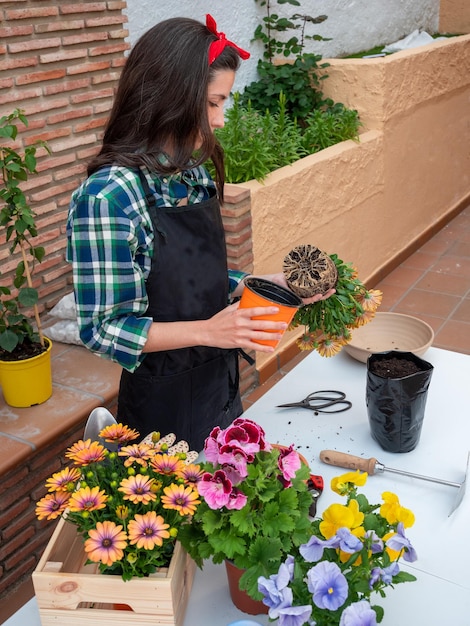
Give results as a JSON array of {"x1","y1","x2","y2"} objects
[{"x1": 32, "y1": 516, "x2": 196, "y2": 626}]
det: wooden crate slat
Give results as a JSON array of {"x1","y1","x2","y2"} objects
[{"x1": 32, "y1": 516, "x2": 196, "y2": 626}]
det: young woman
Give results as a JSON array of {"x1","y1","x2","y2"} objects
[{"x1": 67, "y1": 15, "x2": 332, "y2": 450}]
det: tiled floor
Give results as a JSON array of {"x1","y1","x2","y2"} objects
[{"x1": 244, "y1": 204, "x2": 470, "y2": 410}]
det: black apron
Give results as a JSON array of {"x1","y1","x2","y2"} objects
[{"x1": 117, "y1": 169, "x2": 243, "y2": 451}]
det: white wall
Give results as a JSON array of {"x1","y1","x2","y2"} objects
[{"x1": 124, "y1": 0, "x2": 440, "y2": 91}]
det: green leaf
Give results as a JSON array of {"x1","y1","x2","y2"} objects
[
  {"x1": 0, "y1": 329, "x2": 19, "y2": 352},
  {"x1": 18, "y1": 287, "x2": 39, "y2": 307},
  {"x1": 394, "y1": 571, "x2": 417, "y2": 583}
]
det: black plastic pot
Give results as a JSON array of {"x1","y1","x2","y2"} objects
[{"x1": 366, "y1": 351, "x2": 434, "y2": 453}]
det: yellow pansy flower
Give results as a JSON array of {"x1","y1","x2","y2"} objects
[
  {"x1": 320, "y1": 498, "x2": 364, "y2": 539},
  {"x1": 380, "y1": 492, "x2": 415, "y2": 528},
  {"x1": 331, "y1": 471, "x2": 368, "y2": 495}
]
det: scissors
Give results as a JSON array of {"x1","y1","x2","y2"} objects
[{"x1": 276, "y1": 390, "x2": 352, "y2": 413}]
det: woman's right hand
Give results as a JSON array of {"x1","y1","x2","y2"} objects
[{"x1": 203, "y1": 301, "x2": 287, "y2": 353}]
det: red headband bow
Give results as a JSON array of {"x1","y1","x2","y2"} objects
[{"x1": 206, "y1": 14, "x2": 250, "y2": 65}]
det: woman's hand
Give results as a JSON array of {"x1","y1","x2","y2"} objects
[
  {"x1": 144, "y1": 274, "x2": 335, "y2": 355},
  {"x1": 203, "y1": 301, "x2": 288, "y2": 353}
]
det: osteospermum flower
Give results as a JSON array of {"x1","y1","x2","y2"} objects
[
  {"x1": 66, "y1": 439, "x2": 107, "y2": 466},
  {"x1": 150, "y1": 453, "x2": 186, "y2": 476},
  {"x1": 118, "y1": 443, "x2": 154, "y2": 468},
  {"x1": 68, "y1": 485, "x2": 108, "y2": 512},
  {"x1": 128, "y1": 511, "x2": 170, "y2": 549},
  {"x1": 119, "y1": 474, "x2": 156, "y2": 504},
  {"x1": 350, "y1": 309, "x2": 376, "y2": 328},
  {"x1": 296, "y1": 332, "x2": 317, "y2": 351},
  {"x1": 356, "y1": 288, "x2": 383, "y2": 312},
  {"x1": 99, "y1": 422, "x2": 139, "y2": 445},
  {"x1": 45, "y1": 467, "x2": 81, "y2": 492},
  {"x1": 161, "y1": 483, "x2": 200, "y2": 516},
  {"x1": 84, "y1": 521, "x2": 127, "y2": 566},
  {"x1": 179, "y1": 463, "x2": 204, "y2": 484},
  {"x1": 35, "y1": 491, "x2": 71, "y2": 520},
  {"x1": 315, "y1": 334, "x2": 344, "y2": 357}
]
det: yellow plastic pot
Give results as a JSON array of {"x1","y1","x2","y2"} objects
[{"x1": 0, "y1": 337, "x2": 52, "y2": 407}]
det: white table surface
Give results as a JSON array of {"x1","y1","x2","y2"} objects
[{"x1": 5, "y1": 347, "x2": 470, "y2": 626}]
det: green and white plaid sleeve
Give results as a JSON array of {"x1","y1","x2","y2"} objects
[
  {"x1": 228, "y1": 269, "x2": 250, "y2": 297},
  {"x1": 66, "y1": 167, "x2": 154, "y2": 372}
]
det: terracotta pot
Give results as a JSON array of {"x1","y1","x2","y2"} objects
[
  {"x1": 239, "y1": 277, "x2": 301, "y2": 347},
  {"x1": 224, "y1": 559, "x2": 268, "y2": 615}
]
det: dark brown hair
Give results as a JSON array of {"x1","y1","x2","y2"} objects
[{"x1": 87, "y1": 17, "x2": 241, "y2": 199}]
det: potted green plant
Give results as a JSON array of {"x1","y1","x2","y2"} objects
[
  {"x1": 258, "y1": 470, "x2": 418, "y2": 625},
  {"x1": 177, "y1": 417, "x2": 314, "y2": 614},
  {"x1": 0, "y1": 108, "x2": 52, "y2": 407}
]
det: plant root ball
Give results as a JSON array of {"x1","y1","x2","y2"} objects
[{"x1": 283, "y1": 245, "x2": 338, "y2": 298}]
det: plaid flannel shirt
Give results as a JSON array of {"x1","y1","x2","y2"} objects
[{"x1": 66, "y1": 165, "x2": 247, "y2": 372}]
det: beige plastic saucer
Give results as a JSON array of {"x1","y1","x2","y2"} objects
[{"x1": 343, "y1": 312, "x2": 434, "y2": 363}]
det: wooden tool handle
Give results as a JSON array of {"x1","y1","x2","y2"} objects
[{"x1": 319, "y1": 450, "x2": 378, "y2": 475}]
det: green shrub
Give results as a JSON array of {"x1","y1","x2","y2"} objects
[
  {"x1": 240, "y1": 53, "x2": 330, "y2": 122},
  {"x1": 214, "y1": 95, "x2": 361, "y2": 183}
]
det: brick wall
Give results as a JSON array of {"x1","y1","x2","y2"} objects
[
  {"x1": 0, "y1": 418, "x2": 88, "y2": 620},
  {"x1": 0, "y1": 0, "x2": 130, "y2": 313}
]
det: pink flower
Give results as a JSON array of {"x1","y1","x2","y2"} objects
[
  {"x1": 218, "y1": 445, "x2": 249, "y2": 477},
  {"x1": 222, "y1": 418, "x2": 269, "y2": 455},
  {"x1": 197, "y1": 470, "x2": 233, "y2": 509},
  {"x1": 226, "y1": 487, "x2": 248, "y2": 510},
  {"x1": 222, "y1": 463, "x2": 245, "y2": 486},
  {"x1": 204, "y1": 419, "x2": 271, "y2": 468},
  {"x1": 277, "y1": 445, "x2": 301, "y2": 487},
  {"x1": 204, "y1": 427, "x2": 222, "y2": 463}
]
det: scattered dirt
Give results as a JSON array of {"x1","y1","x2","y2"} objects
[{"x1": 369, "y1": 356, "x2": 421, "y2": 378}]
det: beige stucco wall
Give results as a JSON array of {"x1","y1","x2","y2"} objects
[
  {"x1": 439, "y1": 0, "x2": 470, "y2": 33},
  {"x1": 240, "y1": 34, "x2": 470, "y2": 370}
]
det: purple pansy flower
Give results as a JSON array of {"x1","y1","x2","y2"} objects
[
  {"x1": 307, "y1": 561, "x2": 349, "y2": 611},
  {"x1": 364, "y1": 529, "x2": 384, "y2": 554},
  {"x1": 277, "y1": 604, "x2": 314, "y2": 626},
  {"x1": 258, "y1": 556, "x2": 295, "y2": 617},
  {"x1": 369, "y1": 562, "x2": 400, "y2": 589},
  {"x1": 336, "y1": 527, "x2": 363, "y2": 553},
  {"x1": 339, "y1": 600, "x2": 378, "y2": 626},
  {"x1": 300, "y1": 534, "x2": 341, "y2": 562},
  {"x1": 386, "y1": 522, "x2": 418, "y2": 562}
]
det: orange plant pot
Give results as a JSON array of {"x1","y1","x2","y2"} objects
[{"x1": 239, "y1": 278, "x2": 301, "y2": 348}]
